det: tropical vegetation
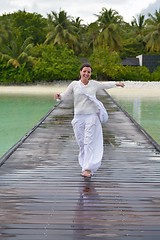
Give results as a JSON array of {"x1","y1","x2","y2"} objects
[{"x1": 0, "y1": 8, "x2": 160, "y2": 84}]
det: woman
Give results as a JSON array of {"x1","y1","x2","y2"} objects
[{"x1": 55, "y1": 63, "x2": 124, "y2": 178}]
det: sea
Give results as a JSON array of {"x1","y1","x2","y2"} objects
[{"x1": 0, "y1": 94, "x2": 55, "y2": 157}]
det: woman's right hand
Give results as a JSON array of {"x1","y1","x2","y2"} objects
[{"x1": 54, "y1": 93, "x2": 61, "y2": 100}]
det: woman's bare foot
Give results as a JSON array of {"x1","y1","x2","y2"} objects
[{"x1": 81, "y1": 170, "x2": 92, "y2": 178}]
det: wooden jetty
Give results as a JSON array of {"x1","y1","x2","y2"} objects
[{"x1": 0, "y1": 91, "x2": 160, "y2": 240}]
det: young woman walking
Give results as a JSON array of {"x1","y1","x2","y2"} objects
[{"x1": 55, "y1": 63, "x2": 124, "y2": 177}]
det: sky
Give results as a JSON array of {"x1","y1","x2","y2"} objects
[{"x1": 0, "y1": 0, "x2": 159, "y2": 24}]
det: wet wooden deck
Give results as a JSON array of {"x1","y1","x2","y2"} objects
[{"x1": 0, "y1": 91, "x2": 160, "y2": 240}]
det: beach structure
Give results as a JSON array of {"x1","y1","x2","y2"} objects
[
  {"x1": 122, "y1": 54, "x2": 160, "y2": 72},
  {"x1": 0, "y1": 90, "x2": 160, "y2": 239}
]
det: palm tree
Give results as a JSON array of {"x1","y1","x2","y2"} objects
[
  {"x1": 44, "y1": 10, "x2": 78, "y2": 50},
  {"x1": 119, "y1": 14, "x2": 147, "y2": 57},
  {"x1": 71, "y1": 17, "x2": 87, "y2": 55},
  {"x1": 0, "y1": 19, "x2": 13, "y2": 44},
  {"x1": 147, "y1": 9, "x2": 160, "y2": 24},
  {"x1": 144, "y1": 9, "x2": 160, "y2": 52},
  {"x1": 131, "y1": 14, "x2": 146, "y2": 40},
  {"x1": 0, "y1": 32, "x2": 34, "y2": 68},
  {"x1": 145, "y1": 23, "x2": 160, "y2": 52},
  {"x1": 94, "y1": 8, "x2": 123, "y2": 51},
  {"x1": 85, "y1": 21, "x2": 99, "y2": 53}
]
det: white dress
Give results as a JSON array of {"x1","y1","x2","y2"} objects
[{"x1": 60, "y1": 80, "x2": 116, "y2": 174}]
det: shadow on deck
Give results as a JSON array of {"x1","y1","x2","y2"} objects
[{"x1": 0, "y1": 92, "x2": 160, "y2": 240}]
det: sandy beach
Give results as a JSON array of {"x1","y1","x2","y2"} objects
[
  {"x1": 0, "y1": 81, "x2": 160, "y2": 98},
  {"x1": 0, "y1": 82, "x2": 69, "y2": 96},
  {"x1": 107, "y1": 81, "x2": 160, "y2": 98}
]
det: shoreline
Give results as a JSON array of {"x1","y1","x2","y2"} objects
[
  {"x1": 0, "y1": 81, "x2": 160, "y2": 97},
  {"x1": 0, "y1": 83, "x2": 69, "y2": 96}
]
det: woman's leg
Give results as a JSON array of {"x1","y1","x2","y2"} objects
[
  {"x1": 72, "y1": 114, "x2": 103, "y2": 175},
  {"x1": 83, "y1": 114, "x2": 103, "y2": 174},
  {"x1": 71, "y1": 116, "x2": 85, "y2": 168}
]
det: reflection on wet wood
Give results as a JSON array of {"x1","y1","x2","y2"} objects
[{"x1": 0, "y1": 92, "x2": 160, "y2": 240}]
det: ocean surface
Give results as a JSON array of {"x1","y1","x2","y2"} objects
[
  {"x1": 110, "y1": 95, "x2": 160, "y2": 145},
  {"x1": 0, "y1": 94, "x2": 55, "y2": 157},
  {"x1": 0, "y1": 87, "x2": 160, "y2": 158}
]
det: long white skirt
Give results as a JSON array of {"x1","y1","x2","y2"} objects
[{"x1": 71, "y1": 114, "x2": 103, "y2": 174}]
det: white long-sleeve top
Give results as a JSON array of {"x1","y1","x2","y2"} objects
[{"x1": 60, "y1": 80, "x2": 116, "y2": 115}]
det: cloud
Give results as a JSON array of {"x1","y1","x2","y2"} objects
[
  {"x1": 140, "y1": 0, "x2": 159, "y2": 17},
  {"x1": 0, "y1": 0, "x2": 158, "y2": 24}
]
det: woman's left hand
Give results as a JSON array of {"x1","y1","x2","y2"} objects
[{"x1": 116, "y1": 82, "x2": 125, "y2": 88}]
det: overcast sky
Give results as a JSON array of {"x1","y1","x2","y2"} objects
[{"x1": 0, "y1": 0, "x2": 159, "y2": 24}]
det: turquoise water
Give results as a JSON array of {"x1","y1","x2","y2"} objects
[
  {"x1": 112, "y1": 95, "x2": 160, "y2": 145},
  {"x1": 0, "y1": 95, "x2": 55, "y2": 157}
]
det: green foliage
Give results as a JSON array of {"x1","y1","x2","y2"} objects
[
  {"x1": 89, "y1": 46, "x2": 121, "y2": 80},
  {"x1": 117, "y1": 66, "x2": 151, "y2": 81},
  {"x1": 0, "y1": 45, "x2": 81, "y2": 83},
  {"x1": 0, "y1": 63, "x2": 31, "y2": 84},
  {"x1": 151, "y1": 66, "x2": 160, "y2": 81},
  {"x1": 0, "y1": 21, "x2": 35, "y2": 68},
  {"x1": 120, "y1": 38, "x2": 147, "y2": 59},
  {"x1": 95, "y1": 8, "x2": 123, "y2": 52},
  {"x1": 0, "y1": 10, "x2": 47, "y2": 44},
  {"x1": 0, "y1": 8, "x2": 160, "y2": 83},
  {"x1": 89, "y1": 46, "x2": 152, "y2": 81},
  {"x1": 44, "y1": 10, "x2": 78, "y2": 51},
  {"x1": 31, "y1": 45, "x2": 81, "y2": 81}
]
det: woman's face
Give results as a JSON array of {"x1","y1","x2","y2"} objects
[{"x1": 80, "y1": 67, "x2": 92, "y2": 80}]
